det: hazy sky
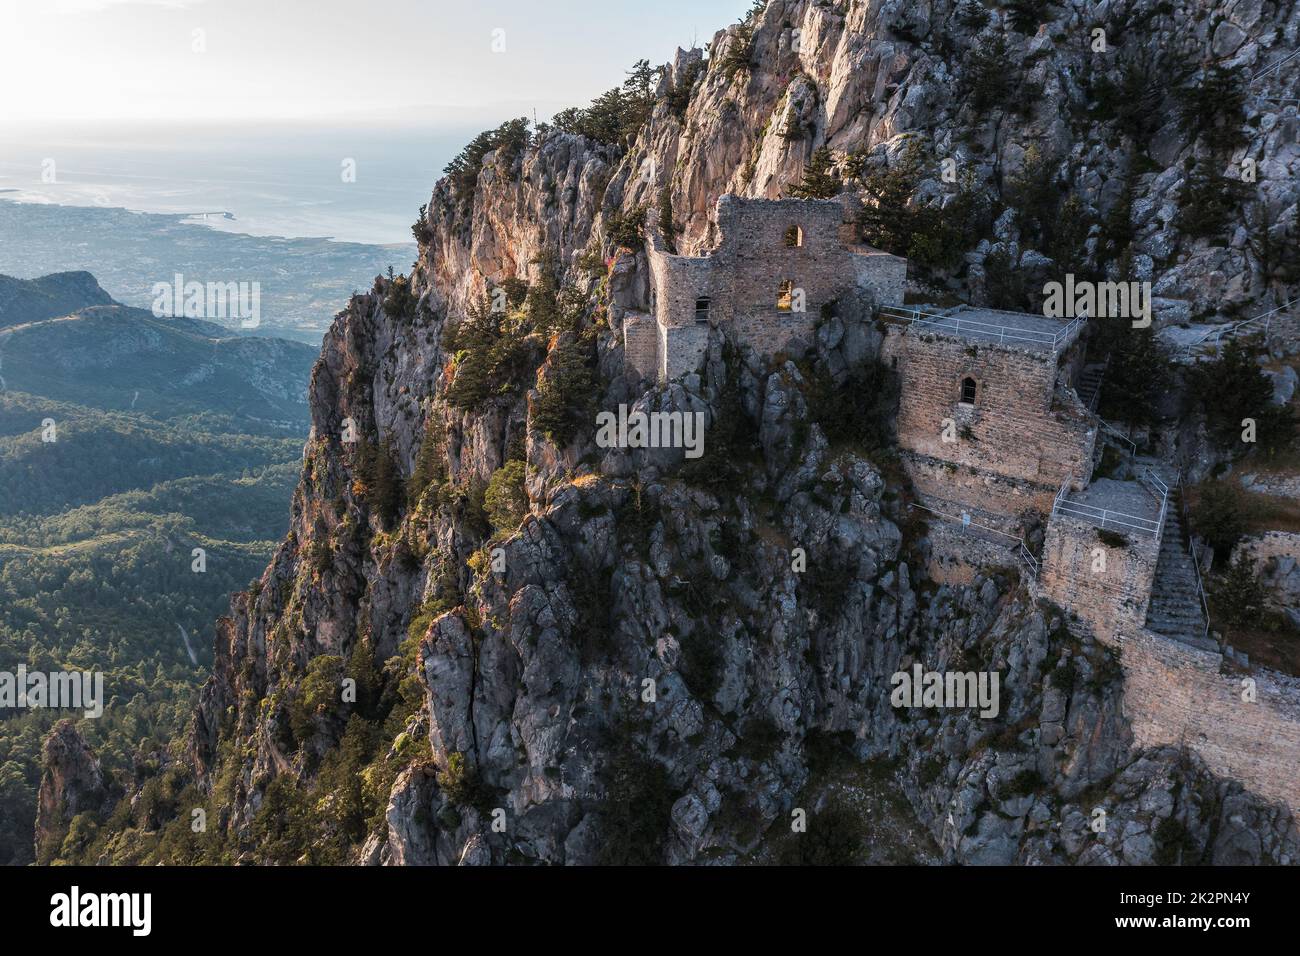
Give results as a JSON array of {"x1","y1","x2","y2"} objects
[{"x1": 1, "y1": 0, "x2": 752, "y2": 127}]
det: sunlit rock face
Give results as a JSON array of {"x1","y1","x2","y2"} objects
[{"x1": 66, "y1": 0, "x2": 1300, "y2": 866}]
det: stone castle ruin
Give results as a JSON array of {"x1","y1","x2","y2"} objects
[
  {"x1": 623, "y1": 195, "x2": 905, "y2": 383},
  {"x1": 623, "y1": 194, "x2": 1300, "y2": 816}
]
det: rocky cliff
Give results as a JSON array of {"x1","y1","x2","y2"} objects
[{"x1": 49, "y1": 0, "x2": 1300, "y2": 866}]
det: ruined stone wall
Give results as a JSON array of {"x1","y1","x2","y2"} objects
[
  {"x1": 715, "y1": 196, "x2": 855, "y2": 320},
  {"x1": 647, "y1": 234, "x2": 715, "y2": 331},
  {"x1": 661, "y1": 322, "x2": 711, "y2": 382},
  {"x1": 1120, "y1": 628, "x2": 1300, "y2": 815},
  {"x1": 883, "y1": 327, "x2": 1096, "y2": 521},
  {"x1": 1038, "y1": 514, "x2": 1160, "y2": 640},
  {"x1": 902, "y1": 453, "x2": 1058, "y2": 531},
  {"x1": 728, "y1": 313, "x2": 818, "y2": 362},
  {"x1": 923, "y1": 520, "x2": 1026, "y2": 585},
  {"x1": 853, "y1": 250, "x2": 907, "y2": 310},
  {"x1": 622, "y1": 312, "x2": 659, "y2": 381},
  {"x1": 641, "y1": 196, "x2": 906, "y2": 377}
]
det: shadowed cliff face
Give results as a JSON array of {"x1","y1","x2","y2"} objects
[{"x1": 49, "y1": 0, "x2": 1300, "y2": 866}]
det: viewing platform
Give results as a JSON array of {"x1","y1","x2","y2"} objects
[
  {"x1": 1052, "y1": 472, "x2": 1168, "y2": 537},
  {"x1": 880, "y1": 304, "x2": 1087, "y2": 355}
]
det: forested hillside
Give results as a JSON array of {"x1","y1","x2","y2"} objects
[{"x1": 0, "y1": 274, "x2": 314, "y2": 864}]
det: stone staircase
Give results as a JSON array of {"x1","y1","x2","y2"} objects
[
  {"x1": 1141, "y1": 471, "x2": 1216, "y2": 651},
  {"x1": 1075, "y1": 362, "x2": 1106, "y2": 411}
]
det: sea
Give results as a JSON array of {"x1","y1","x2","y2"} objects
[{"x1": 0, "y1": 122, "x2": 476, "y2": 342}]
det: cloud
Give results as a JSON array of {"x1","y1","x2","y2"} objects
[{"x1": 54, "y1": 0, "x2": 207, "y2": 12}]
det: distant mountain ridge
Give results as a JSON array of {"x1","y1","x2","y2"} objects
[
  {"x1": 0, "y1": 272, "x2": 318, "y2": 432},
  {"x1": 0, "y1": 271, "x2": 113, "y2": 329}
]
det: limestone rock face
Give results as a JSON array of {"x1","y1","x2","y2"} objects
[
  {"x1": 62, "y1": 0, "x2": 1300, "y2": 866},
  {"x1": 35, "y1": 720, "x2": 110, "y2": 860}
]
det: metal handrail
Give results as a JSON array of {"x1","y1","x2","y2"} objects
[
  {"x1": 1097, "y1": 416, "x2": 1136, "y2": 454},
  {"x1": 1175, "y1": 470, "x2": 1213, "y2": 645},
  {"x1": 907, "y1": 501, "x2": 1040, "y2": 576},
  {"x1": 1251, "y1": 48, "x2": 1300, "y2": 82},
  {"x1": 880, "y1": 305, "x2": 1086, "y2": 349},
  {"x1": 1142, "y1": 468, "x2": 1169, "y2": 535},
  {"x1": 1051, "y1": 469, "x2": 1167, "y2": 536},
  {"x1": 1179, "y1": 298, "x2": 1297, "y2": 354},
  {"x1": 1052, "y1": 499, "x2": 1164, "y2": 534}
]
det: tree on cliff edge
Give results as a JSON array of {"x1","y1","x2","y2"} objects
[{"x1": 787, "y1": 146, "x2": 841, "y2": 199}]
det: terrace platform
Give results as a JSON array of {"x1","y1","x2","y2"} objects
[
  {"x1": 1054, "y1": 476, "x2": 1166, "y2": 536},
  {"x1": 881, "y1": 304, "x2": 1086, "y2": 355}
]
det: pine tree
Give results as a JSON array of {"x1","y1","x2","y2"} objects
[
  {"x1": 371, "y1": 440, "x2": 400, "y2": 528},
  {"x1": 786, "y1": 146, "x2": 841, "y2": 199},
  {"x1": 1097, "y1": 325, "x2": 1170, "y2": 427},
  {"x1": 1175, "y1": 158, "x2": 1248, "y2": 241},
  {"x1": 1191, "y1": 338, "x2": 1275, "y2": 448},
  {"x1": 1177, "y1": 66, "x2": 1247, "y2": 151},
  {"x1": 858, "y1": 139, "x2": 924, "y2": 254},
  {"x1": 964, "y1": 33, "x2": 1012, "y2": 110},
  {"x1": 955, "y1": 0, "x2": 989, "y2": 31},
  {"x1": 406, "y1": 418, "x2": 446, "y2": 506}
]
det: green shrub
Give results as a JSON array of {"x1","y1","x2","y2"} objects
[
  {"x1": 1191, "y1": 481, "x2": 1249, "y2": 560},
  {"x1": 444, "y1": 118, "x2": 530, "y2": 195},
  {"x1": 436, "y1": 752, "x2": 491, "y2": 810},
  {"x1": 1177, "y1": 66, "x2": 1247, "y2": 151},
  {"x1": 484, "y1": 460, "x2": 528, "y2": 534},
  {"x1": 1175, "y1": 158, "x2": 1249, "y2": 241},
  {"x1": 605, "y1": 204, "x2": 647, "y2": 250},
  {"x1": 805, "y1": 356, "x2": 899, "y2": 452},
  {"x1": 531, "y1": 334, "x2": 597, "y2": 447},
  {"x1": 597, "y1": 741, "x2": 678, "y2": 865},
  {"x1": 1190, "y1": 339, "x2": 1276, "y2": 450},
  {"x1": 288, "y1": 655, "x2": 346, "y2": 746},
  {"x1": 964, "y1": 33, "x2": 1014, "y2": 110},
  {"x1": 718, "y1": 23, "x2": 755, "y2": 79},
  {"x1": 1212, "y1": 554, "x2": 1268, "y2": 628}
]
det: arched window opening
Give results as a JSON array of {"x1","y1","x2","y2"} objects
[
  {"x1": 784, "y1": 225, "x2": 804, "y2": 248},
  {"x1": 961, "y1": 377, "x2": 977, "y2": 405}
]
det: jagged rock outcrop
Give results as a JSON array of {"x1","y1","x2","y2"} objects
[
  {"x1": 34, "y1": 719, "x2": 110, "y2": 861},
  {"x1": 57, "y1": 0, "x2": 1300, "y2": 865}
]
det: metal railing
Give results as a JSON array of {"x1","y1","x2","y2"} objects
[
  {"x1": 1096, "y1": 416, "x2": 1136, "y2": 454},
  {"x1": 1084, "y1": 356, "x2": 1109, "y2": 412},
  {"x1": 1251, "y1": 47, "x2": 1300, "y2": 82},
  {"x1": 1141, "y1": 467, "x2": 1169, "y2": 534},
  {"x1": 880, "y1": 305, "x2": 1086, "y2": 350},
  {"x1": 1175, "y1": 470, "x2": 1214, "y2": 645},
  {"x1": 1051, "y1": 468, "x2": 1168, "y2": 536},
  {"x1": 907, "y1": 501, "x2": 1040, "y2": 576},
  {"x1": 1178, "y1": 298, "x2": 1297, "y2": 355}
]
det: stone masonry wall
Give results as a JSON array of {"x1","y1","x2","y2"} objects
[
  {"x1": 903, "y1": 452, "x2": 1063, "y2": 530},
  {"x1": 661, "y1": 321, "x2": 710, "y2": 382},
  {"x1": 923, "y1": 520, "x2": 1025, "y2": 585},
  {"x1": 640, "y1": 196, "x2": 905, "y2": 380},
  {"x1": 1120, "y1": 628, "x2": 1300, "y2": 815},
  {"x1": 1038, "y1": 513, "x2": 1160, "y2": 640},
  {"x1": 622, "y1": 312, "x2": 659, "y2": 381},
  {"x1": 883, "y1": 326, "x2": 1096, "y2": 522}
]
